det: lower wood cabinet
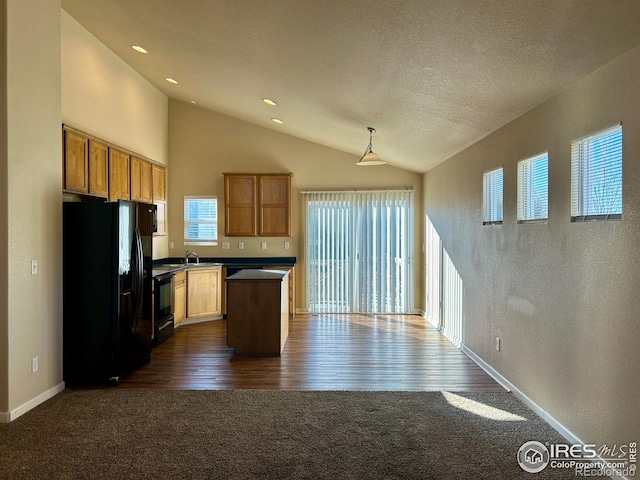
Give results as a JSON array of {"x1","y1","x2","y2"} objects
[
  {"x1": 186, "y1": 267, "x2": 222, "y2": 318},
  {"x1": 174, "y1": 270, "x2": 186, "y2": 325},
  {"x1": 265, "y1": 265, "x2": 295, "y2": 318}
]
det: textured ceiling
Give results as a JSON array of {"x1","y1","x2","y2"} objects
[{"x1": 61, "y1": 0, "x2": 640, "y2": 173}]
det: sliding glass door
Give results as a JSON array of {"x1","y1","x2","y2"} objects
[{"x1": 305, "y1": 190, "x2": 414, "y2": 313}]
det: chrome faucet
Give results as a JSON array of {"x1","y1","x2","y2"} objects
[{"x1": 185, "y1": 249, "x2": 199, "y2": 264}]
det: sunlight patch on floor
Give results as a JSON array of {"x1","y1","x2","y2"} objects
[{"x1": 442, "y1": 391, "x2": 527, "y2": 421}]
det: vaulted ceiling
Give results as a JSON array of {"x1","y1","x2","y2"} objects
[{"x1": 62, "y1": 0, "x2": 640, "y2": 173}]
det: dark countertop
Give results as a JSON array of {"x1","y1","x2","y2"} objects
[
  {"x1": 151, "y1": 257, "x2": 296, "y2": 278},
  {"x1": 227, "y1": 269, "x2": 289, "y2": 281}
]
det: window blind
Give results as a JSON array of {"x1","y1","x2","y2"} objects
[
  {"x1": 184, "y1": 196, "x2": 218, "y2": 245},
  {"x1": 517, "y1": 153, "x2": 548, "y2": 222},
  {"x1": 571, "y1": 124, "x2": 622, "y2": 220},
  {"x1": 304, "y1": 190, "x2": 414, "y2": 314},
  {"x1": 483, "y1": 167, "x2": 503, "y2": 224}
]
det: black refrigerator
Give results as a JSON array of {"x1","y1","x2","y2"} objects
[{"x1": 63, "y1": 200, "x2": 154, "y2": 386}]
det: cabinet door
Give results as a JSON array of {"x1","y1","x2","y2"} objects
[
  {"x1": 109, "y1": 148, "x2": 130, "y2": 201},
  {"x1": 174, "y1": 271, "x2": 187, "y2": 325},
  {"x1": 187, "y1": 268, "x2": 221, "y2": 318},
  {"x1": 63, "y1": 129, "x2": 89, "y2": 194},
  {"x1": 131, "y1": 156, "x2": 153, "y2": 203},
  {"x1": 259, "y1": 175, "x2": 291, "y2": 236},
  {"x1": 225, "y1": 174, "x2": 257, "y2": 236},
  {"x1": 88, "y1": 139, "x2": 109, "y2": 198},
  {"x1": 152, "y1": 164, "x2": 166, "y2": 202}
]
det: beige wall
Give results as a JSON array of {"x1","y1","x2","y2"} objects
[
  {"x1": 423, "y1": 45, "x2": 640, "y2": 445},
  {"x1": 2, "y1": 0, "x2": 62, "y2": 417},
  {"x1": 61, "y1": 11, "x2": 170, "y2": 258},
  {"x1": 168, "y1": 100, "x2": 423, "y2": 311}
]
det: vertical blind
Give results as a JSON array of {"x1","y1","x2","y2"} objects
[
  {"x1": 483, "y1": 167, "x2": 503, "y2": 223},
  {"x1": 517, "y1": 153, "x2": 549, "y2": 222},
  {"x1": 571, "y1": 124, "x2": 622, "y2": 220},
  {"x1": 304, "y1": 190, "x2": 414, "y2": 313}
]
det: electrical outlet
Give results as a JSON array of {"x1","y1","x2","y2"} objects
[
  {"x1": 31, "y1": 260, "x2": 38, "y2": 275},
  {"x1": 238, "y1": 242, "x2": 244, "y2": 250},
  {"x1": 222, "y1": 242, "x2": 230, "y2": 250},
  {"x1": 261, "y1": 242, "x2": 267, "y2": 249},
  {"x1": 284, "y1": 242, "x2": 290, "y2": 250},
  {"x1": 32, "y1": 357, "x2": 38, "y2": 373},
  {"x1": 169, "y1": 241, "x2": 175, "y2": 249},
  {"x1": 495, "y1": 337, "x2": 501, "y2": 352}
]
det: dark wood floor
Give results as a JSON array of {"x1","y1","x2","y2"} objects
[{"x1": 121, "y1": 314, "x2": 505, "y2": 391}]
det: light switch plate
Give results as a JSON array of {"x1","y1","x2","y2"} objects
[
  {"x1": 261, "y1": 242, "x2": 267, "y2": 249},
  {"x1": 284, "y1": 242, "x2": 290, "y2": 250},
  {"x1": 222, "y1": 242, "x2": 230, "y2": 250},
  {"x1": 238, "y1": 242, "x2": 244, "y2": 250},
  {"x1": 31, "y1": 260, "x2": 38, "y2": 275}
]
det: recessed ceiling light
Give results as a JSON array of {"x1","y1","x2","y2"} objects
[
  {"x1": 263, "y1": 98, "x2": 277, "y2": 106},
  {"x1": 165, "y1": 77, "x2": 178, "y2": 84},
  {"x1": 189, "y1": 100, "x2": 199, "y2": 105},
  {"x1": 271, "y1": 118, "x2": 283, "y2": 124},
  {"x1": 132, "y1": 45, "x2": 148, "y2": 54}
]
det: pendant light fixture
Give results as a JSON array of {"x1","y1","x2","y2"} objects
[{"x1": 356, "y1": 127, "x2": 386, "y2": 166}]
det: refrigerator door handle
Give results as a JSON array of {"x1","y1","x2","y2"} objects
[{"x1": 132, "y1": 228, "x2": 144, "y2": 318}]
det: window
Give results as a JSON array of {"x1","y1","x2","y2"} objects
[
  {"x1": 571, "y1": 124, "x2": 622, "y2": 221},
  {"x1": 184, "y1": 196, "x2": 218, "y2": 245},
  {"x1": 483, "y1": 167, "x2": 503, "y2": 224},
  {"x1": 517, "y1": 152, "x2": 548, "y2": 222},
  {"x1": 304, "y1": 190, "x2": 414, "y2": 314}
]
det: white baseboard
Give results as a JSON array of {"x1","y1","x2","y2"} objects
[
  {"x1": 413, "y1": 308, "x2": 426, "y2": 316},
  {"x1": 461, "y1": 346, "x2": 632, "y2": 479},
  {"x1": 1, "y1": 382, "x2": 65, "y2": 423},
  {"x1": 461, "y1": 344, "x2": 587, "y2": 444}
]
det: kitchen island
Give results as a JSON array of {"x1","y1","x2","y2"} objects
[{"x1": 226, "y1": 269, "x2": 290, "y2": 356}]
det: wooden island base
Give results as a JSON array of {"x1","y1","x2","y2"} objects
[{"x1": 226, "y1": 269, "x2": 290, "y2": 356}]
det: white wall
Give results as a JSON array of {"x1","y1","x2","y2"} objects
[
  {"x1": 1, "y1": 0, "x2": 63, "y2": 419},
  {"x1": 423, "y1": 45, "x2": 640, "y2": 445},
  {"x1": 61, "y1": 10, "x2": 169, "y2": 258}
]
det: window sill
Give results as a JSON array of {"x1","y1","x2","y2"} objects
[
  {"x1": 517, "y1": 219, "x2": 548, "y2": 225},
  {"x1": 571, "y1": 214, "x2": 621, "y2": 222}
]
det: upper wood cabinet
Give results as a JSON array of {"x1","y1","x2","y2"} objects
[
  {"x1": 152, "y1": 164, "x2": 166, "y2": 202},
  {"x1": 224, "y1": 173, "x2": 291, "y2": 237},
  {"x1": 152, "y1": 164, "x2": 166, "y2": 235},
  {"x1": 109, "y1": 148, "x2": 130, "y2": 202},
  {"x1": 259, "y1": 174, "x2": 291, "y2": 236},
  {"x1": 131, "y1": 156, "x2": 153, "y2": 204},
  {"x1": 63, "y1": 129, "x2": 89, "y2": 194},
  {"x1": 63, "y1": 128, "x2": 109, "y2": 198},
  {"x1": 224, "y1": 174, "x2": 257, "y2": 236},
  {"x1": 88, "y1": 139, "x2": 109, "y2": 198},
  {"x1": 62, "y1": 127, "x2": 165, "y2": 220}
]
